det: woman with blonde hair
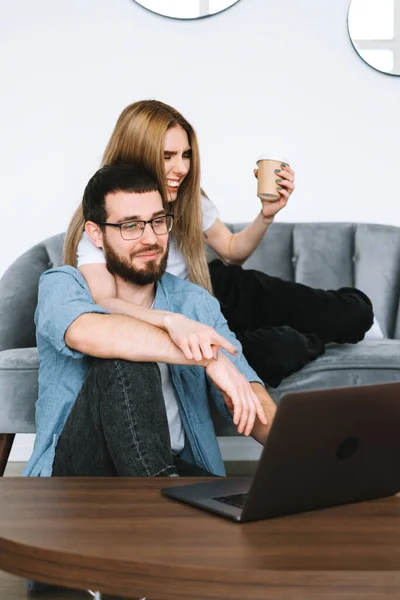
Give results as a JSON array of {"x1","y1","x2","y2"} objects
[{"x1": 64, "y1": 100, "x2": 373, "y2": 386}]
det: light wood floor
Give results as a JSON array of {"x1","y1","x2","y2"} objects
[
  {"x1": 1, "y1": 461, "x2": 256, "y2": 599},
  {"x1": 4, "y1": 462, "x2": 25, "y2": 476},
  {"x1": 4, "y1": 461, "x2": 257, "y2": 477}
]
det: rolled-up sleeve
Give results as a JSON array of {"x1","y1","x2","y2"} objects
[{"x1": 35, "y1": 266, "x2": 109, "y2": 359}]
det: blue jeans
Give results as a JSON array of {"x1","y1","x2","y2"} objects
[{"x1": 52, "y1": 359, "x2": 210, "y2": 477}]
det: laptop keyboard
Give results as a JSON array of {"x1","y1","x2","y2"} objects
[{"x1": 213, "y1": 493, "x2": 248, "y2": 509}]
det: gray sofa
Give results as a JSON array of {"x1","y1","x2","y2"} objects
[{"x1": 1, "y1": 222, "x2": 400, "y2": 472}]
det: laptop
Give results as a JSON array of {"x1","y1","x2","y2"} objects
[{"x1": 161, "y1": 382, "x2": 400, "y2": 522}]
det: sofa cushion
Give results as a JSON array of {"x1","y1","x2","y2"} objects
[
  {"x1": 292, "y1": 223, "x2": 354, "y2": 289},
  {"x1": 354, "y1": 225, "x2": 400, "y2": 339},
  {"x1": 0, "y1": 234, "x2": 64, "y2": 353},
  {"x1": 270, "y1": 339, "x2": 400, "y2": 402},
  {"x1": 0, "y1": 348, "x2": 38, "y2": 432}
]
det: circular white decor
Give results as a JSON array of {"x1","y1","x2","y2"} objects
[
  {"x1": 348, "y1": 0, "x2": 400, "y2": 75},
  {"x1": 133, "y1": 0, "x2": 241, "y2": 20}
]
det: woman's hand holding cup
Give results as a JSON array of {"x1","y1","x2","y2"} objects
[{"x1": 254, "y1": 158, "x2": 295, "y2": 221}]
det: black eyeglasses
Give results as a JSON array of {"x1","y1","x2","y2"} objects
[{"x1": 98, "y1": 214, "x2": 174, "y2": 240}]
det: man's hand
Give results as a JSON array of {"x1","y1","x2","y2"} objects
[
  {"x1": 249, "y1": 382, "x2": 277, "y2": 445},
  {"x1": 164, "y1": 314, "x2": 239, "y2": 361},
  {"x1": 205, "y1": 353, "x2": 268, "y2": 436}
]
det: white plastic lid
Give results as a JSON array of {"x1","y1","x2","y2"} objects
[{"x1": 256, "y1": 153, "x2": 290, "y2": 165}]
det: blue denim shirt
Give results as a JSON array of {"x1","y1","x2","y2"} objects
[{"x1": 24, "y1": 266, "x2": 263, "y2": 477}]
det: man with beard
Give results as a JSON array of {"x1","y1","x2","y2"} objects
[{"x1": 24, "y1": 164, "x2": 276, "y2": 478}]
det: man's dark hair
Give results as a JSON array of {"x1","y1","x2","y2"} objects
[{"x1": 82, "y1": 163, "x2": 160, "y2": 224}]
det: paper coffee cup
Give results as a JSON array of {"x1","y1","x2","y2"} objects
[{"x1": 256, "y1": 154, "x2": 288, "y2": 201}]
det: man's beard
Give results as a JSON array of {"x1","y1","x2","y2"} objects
[{"x1": 103, "y1": 237, "x2": 169, "y2": 286}]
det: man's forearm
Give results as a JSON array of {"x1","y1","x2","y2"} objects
[
  {"x1": 65, "y1": 312, "x2": 203, "y2": 366},
  {"x1": 97, "y1": 297, "x2": 173, "y2": 329},
  {"x1": 250, "y1": 382, "x2": 277, "y2": 444}
]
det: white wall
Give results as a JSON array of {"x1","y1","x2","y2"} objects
[
  {"x1": 2, "y1": 0, "x2": 399, "y2": 460},
  {"x1": 1, "y1": 0, "x2": 400, "y2": 280}
]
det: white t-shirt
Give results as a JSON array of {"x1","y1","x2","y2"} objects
[
  {"x1": 157, "y1": 362, "x2": 184, "y2": 454},
  {"x1": 77, "y1": 195, "x2": 219, "y2": 281}
]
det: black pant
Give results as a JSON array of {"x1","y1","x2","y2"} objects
[
  {"x1": 209, "y1": 260, "x2": 374, "y2": 387},
  {"x1": 52, "y1": 359, "x2": 211, "y2": 477}
]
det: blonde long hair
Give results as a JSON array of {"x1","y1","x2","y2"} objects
[{"x1": 64, "y1": 100, "x2": 212, "y2": 292}]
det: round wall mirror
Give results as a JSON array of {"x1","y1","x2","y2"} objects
[
  {"x1": 133, "y1": 0, "x2": 241, "y2": 20},
  {"x1": 348, "y1": 0, "x2": 400, "y2": 76}
]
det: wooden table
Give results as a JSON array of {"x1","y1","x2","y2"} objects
[{"x1": 1, "y1": 478, "x2": 400, "y2": 600}]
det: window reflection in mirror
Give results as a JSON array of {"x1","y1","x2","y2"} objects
[
  {"x1": 348, "y1": 0, "x2": 400, "y2": 75},
  {"x1": 133, "y1": 0, "x2": 241, "y2": 20}
]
